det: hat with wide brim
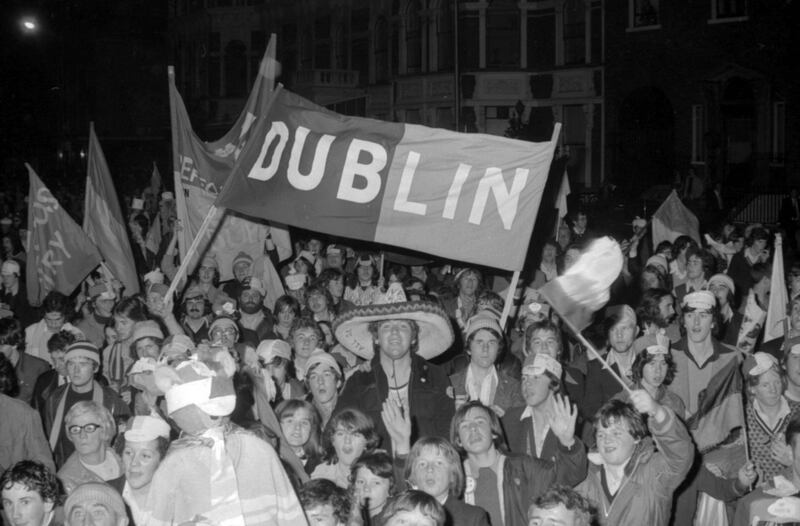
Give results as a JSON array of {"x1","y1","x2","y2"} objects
[{"x1": 333, "y1": 300, "x2": 454, "y2": 361}]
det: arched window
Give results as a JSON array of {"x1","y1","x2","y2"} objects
[{"x1": 224, "y1": 40, "x2": 247, "y2": 97}]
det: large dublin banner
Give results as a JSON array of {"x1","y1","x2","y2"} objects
[{"x1": 216, "y1": 88, "x2": 560, "y2": 272}]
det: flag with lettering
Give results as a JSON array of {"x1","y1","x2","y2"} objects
[
  {"x1": 216, "y1": 88, "x2": 560, "y2": 271},
  {"x1": 84, "y1": 123, "x2": 140, "y2": 294},
  {"x1": 27, "y1": 164, "x2": 102, "y2": 306},
  {"x1": 170, "y1": 34, "x2": 292, "y2": 282}
]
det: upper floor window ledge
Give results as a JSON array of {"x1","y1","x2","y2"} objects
[
  {"x1": 707, "y1": 15, "x2": 749, "y2": 24},
  {"x1": 626, "y1": 24, "x2": 661, "y2": 32}
]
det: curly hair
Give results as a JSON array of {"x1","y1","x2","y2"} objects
[
  {"x1": 529, "y1": 485, "x2": 594, "y2": 526},
  {"x1": 0, "y1": 317, "x2": 24, "y2": 350},
  {"x1": 0, "y1": 460, "x2": 63, "y2": 506},
  {"x1": 631, "y1": 349, "x2": 676, "y2": 386},
  {"x1": 636, "y1": 288, "x2": 674, "y2": 329},
  {"x1": 379, "y1": 490, "x2": 445, "y2": 526},
  {"x1": 298, "y1": 479, "x2": 351, "y2": 523}
]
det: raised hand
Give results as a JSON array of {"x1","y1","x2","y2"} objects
[
  {"x1": 547, "y1": 394, "x2": 577, "y2": 448},
  {"x1": 381, "y1": 397, "x2": 411, "y2": 456},
  {"x1": 629, "y1": 389, "x2": 667, "y2": 424}
]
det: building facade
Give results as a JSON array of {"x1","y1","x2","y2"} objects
[
  {"x1": 170, "y1": 0, "x2": 604, "y2": 190},
  {"x1": 604, "y1": 0, "x2": 797, "y2": 194},
  {"x1": 169, "y1": 0, "x2": 796, "y2": 195}
]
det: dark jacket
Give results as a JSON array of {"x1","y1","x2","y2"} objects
[
  {"x1": 15, "y1": 351, "x2": 50, "y2": 406},
  {"x1": 465, "y1": 445, "x2": 587, "y2": 526},
  {"x1": 42, "y1": 382, "x2": 131, "y2": 467},
  {"x1": 443, "y1": 496, "x2": 490, "y2": 526},
  {"x1": 334, "y1": 353, "x2": 454, "y2": 455},
  {"x1": 449, "y1": 367, "x2": 524, "y2": 413},
  {"x1": 583, "y1": 357, "x2": 628, "y2": 422},
  {"x1": 502, "y1": 405, "x2": 587, "y2": 465}
]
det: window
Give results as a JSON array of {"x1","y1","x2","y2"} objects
[
  {"x1": 406, "y1": 2, "x2": 423, "y2": 73},
  {"x1": 486, "y1": 5, "x2": 520, "y2": 67},
  {"x1": 710, "y1": 0, "x2": 747, "y2": 22},
  {"x1": 563, "y1": 0, "x2": 585, "y2": 65},
  {"x1": 527, "y1": 9, "x2": 555, "y2": 69},
  {"x1": 315, "y1": 16, "x2": 331, "y2": 68},
  {"x1": 375, "y1": 18, "x2": 390, "y2": 83},
  {"x1": 772, "y1": 101, "x2": 785, "y2": 165},
  {"x1": 437, "y1": 4, "x2": 453, "y2": 70},
  {"x1": 458, "y1": 9, "x2": 479, "y2": 70},
  {"x1": 691, "y1": 104, "x2": 705, "y2": 164},
  {"x1": 628, "y1": 0, "x2": 659, "y2": 30}
]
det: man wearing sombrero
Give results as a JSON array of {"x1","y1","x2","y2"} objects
[{"x1": 333, "y1": 288, "x2": 455, "y2": 454}]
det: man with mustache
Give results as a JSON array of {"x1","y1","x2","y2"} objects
[
  {"x1": 236, "y1": 276, "x2": 275, "y2": 346},
  {"x1": 179, "y1": 285, "x2": 210, "y2": 345}
]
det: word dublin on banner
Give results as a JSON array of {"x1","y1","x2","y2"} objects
[{"x1": 216, "y1": 89, "x2": 559, "y2": 272}]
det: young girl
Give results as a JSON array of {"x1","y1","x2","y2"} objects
[
  {"x1": 349, "y1": 450, "x2": 395, "y2": 524},
  {"x1": 276, "y1": 399, "x2": 324, "y2": 475},
  {"x1": 311, "y1": 408, "x2": 380, "y2": 488}
]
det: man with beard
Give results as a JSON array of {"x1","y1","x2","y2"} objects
[
  {"x1": 583, "y1": 305, "x2": 638, "y2": 425},
  {"x1": 179, "y1": 285, "x2": 211, "y2": 345},
  {"x1": 636, "y1": 288, "x2": 680, "y2": 342},
  {"x1": 237, "y1": 276, "x2": 275, "y2": 346}
]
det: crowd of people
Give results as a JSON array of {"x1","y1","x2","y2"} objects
[{"x1": 1, "y1": 189, "x2": 800, "y2": 526}]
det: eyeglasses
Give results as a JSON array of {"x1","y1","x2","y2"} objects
[
  {"x1": 67, "y1": 423, "x2": 102, "y2": 435},
  {"x1": 211, "y1": 328, "x2": 238, "y2": 337}
]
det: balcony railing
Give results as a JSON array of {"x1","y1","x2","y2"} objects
[{"x1": 293, "y1": 69, "x2": 360, "y2": 89}]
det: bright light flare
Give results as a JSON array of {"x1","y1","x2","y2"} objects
[{"x1": 20, "y1": 17, "x2": 38, "y2": 33}]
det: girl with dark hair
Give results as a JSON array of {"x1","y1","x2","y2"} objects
[
  {"x1": 310, "y1": 408, "x2": 380, "y2": 488},
  {"x1": 276, "y1": 399, "x2": 324, "y2": 475},
  {"x1": 273, "y1": 294, "x2": 302, "y2": 341}
]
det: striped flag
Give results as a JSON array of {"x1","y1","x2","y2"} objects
[
  {"x1": 540, "y1": 237, "x2": 623, "y2": 330},
  {"x1": 652, "y1": 190, "x2": 700, "y2": 247},
  {"x1": 764, "y1": 233, "x2": 788, "y2": 342},
  {"x1": 684, "y1": 357, "x2": 744, "y2": 452},
  {"x1": 84, "y1": 123, "x2": 140, "y2": 294},
  {"x1": 27, "y1": 164, "x2": 102, "y2": 305},
  {"x1": 170, "y1": 33, "x2": 292, "y2": 283}
]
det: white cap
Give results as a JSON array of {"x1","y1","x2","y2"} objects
[{"x1": 124, "y1": 415, "x2": 171, "y2": 442}]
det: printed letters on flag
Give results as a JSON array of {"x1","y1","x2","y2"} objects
[
  {"x1": 84, "y1": 123, "x2": 140, "y2": 294},
  {"x1": 169, "y1": 34, "x2": 291, "y2": 282},
  {"x1": 216, "y1": 88, "x2": 559, "y2": 272},
  {"x1": 27, "y1": 164, "x2": 102, "y2": 306}
]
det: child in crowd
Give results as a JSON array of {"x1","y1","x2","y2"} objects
[
  {"x1": 311, "y1": 408, "x2": 380, "y2": 488},
  {"x1": 349, "y1": 450, "x2": 395, "y2": 524}
]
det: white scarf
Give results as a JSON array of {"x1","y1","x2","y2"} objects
[{"x1": 465, "y1": 364, "x2": 498, "y2": 407}]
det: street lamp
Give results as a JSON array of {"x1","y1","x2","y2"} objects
[{"x1": 20, "y1": 17, "x2": 38, "y2": 34}]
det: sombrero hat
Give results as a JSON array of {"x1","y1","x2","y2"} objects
[{"x1": 333, "y1": 299, "x2": 454, "y2": 361}]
